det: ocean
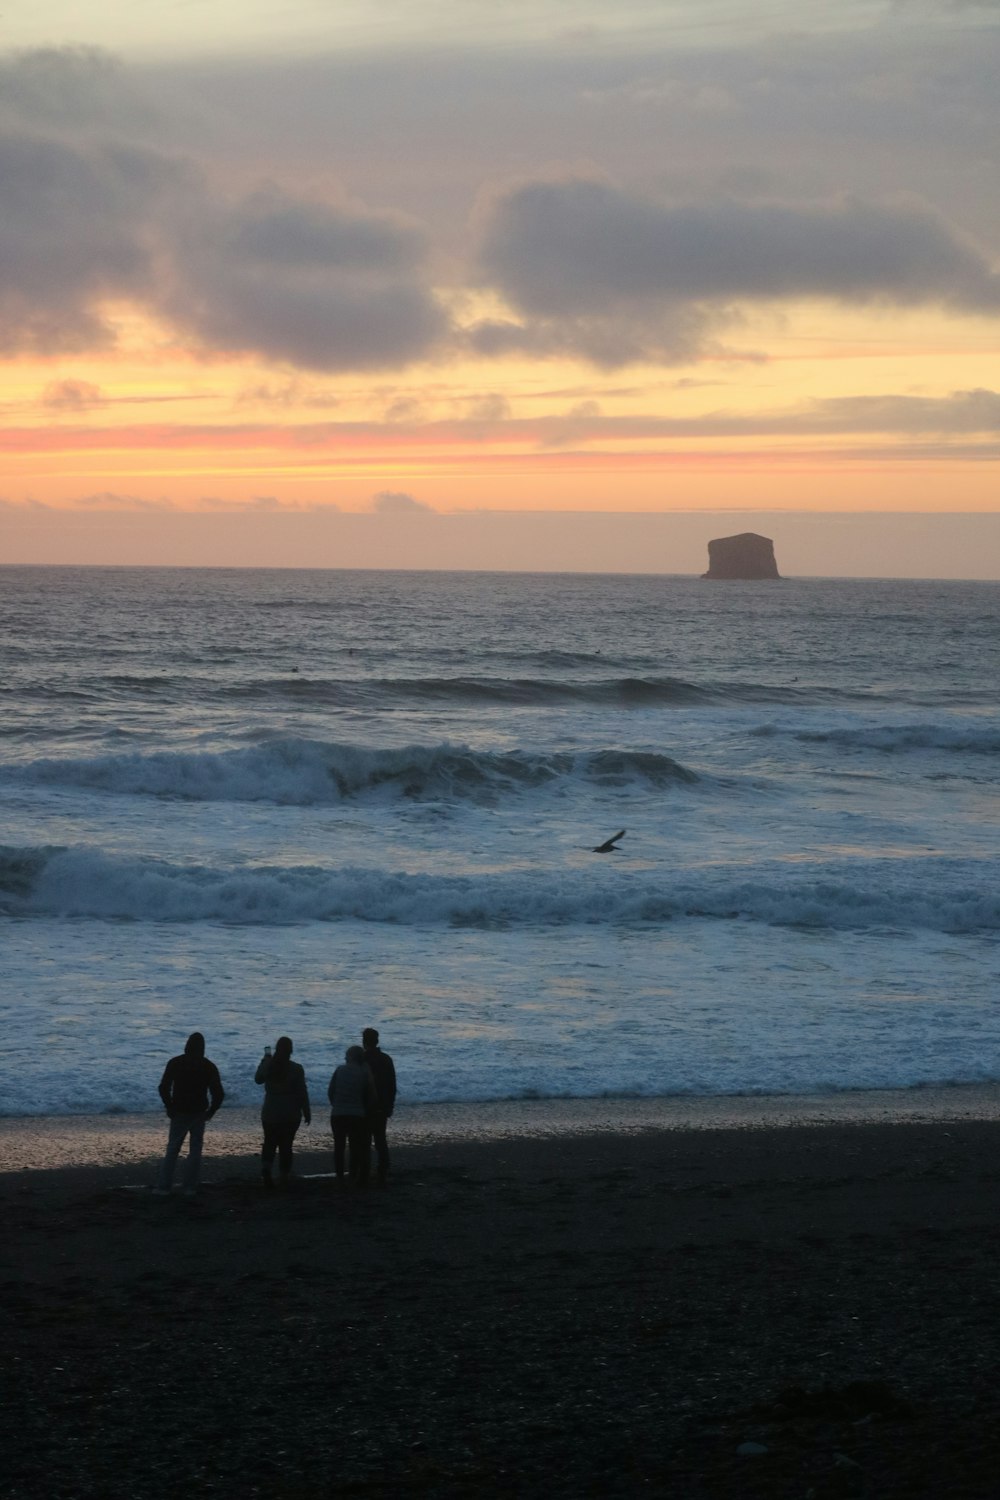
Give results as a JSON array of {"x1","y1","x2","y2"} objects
[{"x1": 2, "y1": 564, "x2": 999, "y2": 1119}]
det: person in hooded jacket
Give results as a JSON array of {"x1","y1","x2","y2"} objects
[{"x1": 155, "y1": 1032, "x2": 225, "y2": 1196}]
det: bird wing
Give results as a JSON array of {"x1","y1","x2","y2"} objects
[{"x1": 593, "y1": 829, "x2": 626, "y2": 852}]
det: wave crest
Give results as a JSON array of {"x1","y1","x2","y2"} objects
[
  {"x1": 3, "y1": 843, "x2": 997, "y2": 933},
  {"x1": 8, "y1": 739, "x2": 698, "y2": 805}
]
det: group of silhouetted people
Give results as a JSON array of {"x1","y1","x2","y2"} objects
[{"x1": 154, "y1": 1027, "x2": 396, "y2": 1196}]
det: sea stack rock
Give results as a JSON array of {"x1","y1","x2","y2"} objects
[{"x1": 702, "y1": 532, "x2": 780, "y2": 580}]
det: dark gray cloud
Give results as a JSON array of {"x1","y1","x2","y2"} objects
[
  {"x1": 477, "y1": 179, "x2": 1000, "y2": 365},
  {"x1": 482, "y1": 180, "x2": 998, "y2": 309},
  {"x1": 168, "y1": 253, "x2": 446, "y2": 372},
  {"x1": 0, "y1": 116, "x2": 446, "y2": 371},
  {"x1": 160, "y1": 180, "x2": 449, "y2": 369},
  {"x1": 0, "y1": 131, "x2": 179, "y2": 353},
  {"x1": 123, "y1": 24, "x2": 1000, "y2": 257},
  {"x1": 224, "y1": 188, "x2": 424, "y2": 273},
  {"x1": 463, "y1": 307, "x2": 720, "y2": 367},
  {"x1": 0, "y1": 47, "x2": 153, "y2": 133},
  {"x1": 2, "y1": 30, "x2": 1000, "y2": 372}
]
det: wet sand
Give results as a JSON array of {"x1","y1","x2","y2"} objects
[
  {"x1": 5, "y1": 1096, "x2": 1000, "y2": 1497},
  {"x1": 6, "y1": 1082, "x2": 1000, "y2": 1173}
]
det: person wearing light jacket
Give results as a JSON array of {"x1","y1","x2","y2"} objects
[{"x1": 327, "y1": 1045, "x2": 377, "y2": 1184}]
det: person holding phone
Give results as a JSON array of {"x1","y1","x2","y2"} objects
[{"x1": 255, "y1": 1035, "x2": 311, "y2": 1189}]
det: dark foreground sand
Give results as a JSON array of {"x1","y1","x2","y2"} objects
[{"x1": 5, "y1": 1113, "x2": 1000, "y2": 1499}]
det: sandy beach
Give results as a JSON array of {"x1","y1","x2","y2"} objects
[{"x1": 5, "y1": 1093, "x2": 1000, "y2": 1498}]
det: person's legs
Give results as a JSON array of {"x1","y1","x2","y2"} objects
[
  {"x1": 332, "y1": 1115, "x2": 349, "y2": 1177},
  {"x1": 262, "y1": 1122, "x2": 279, "y2": 1186},
  {"x1": 182, "y1": 1114, "x2": 206, "y2": 1193},
  {"x1": 277, "y1": 1122, "x2": 298, "y2": 1179},
  {"x1": 369, "y1": 1112, "x2": 390, "y2": 1181},
  {"x1": 156, "y1": 1114, "x2": 190, "y2": 1191},
  {"x1": 348, "y1": 1117, "x2": 370, "y2": 1185}
]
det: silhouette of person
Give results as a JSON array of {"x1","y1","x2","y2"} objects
[
  {"x1": 255, "y1": 1035, "x2": 311, "y2": 1189},
  {"x1": 327, "y1": 1045, "x2": 377, "y2": 1185},
  {"x1": 362, "y1": 1027, "x2": 397, "y2": 1184},
  {"x1": 155, "y1": 1032, "x2": 225, "y2": 1197}
]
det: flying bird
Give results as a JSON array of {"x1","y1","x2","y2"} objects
[{"x1": 592, "y1": 829, "x2": 626, "y2": 853}]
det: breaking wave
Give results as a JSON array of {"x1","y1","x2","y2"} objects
[
  {"x1": 6, "y1": 739, "x2": 699, "y2": 805},
  {"x1": 3, "y1": 843, "x2": 998, "y2": 933}
]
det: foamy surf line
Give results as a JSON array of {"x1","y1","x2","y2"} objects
[
  {"x1": 3, "y1": 1085, "x2": 1000, "y2": 1174},
  {"x1": 5, "y1": 844, "x2": 1000, "y2": 931}
]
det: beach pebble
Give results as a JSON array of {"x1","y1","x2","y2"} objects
[{"x1": 736, "y1": 1441, "x2": 769, "y2": 1456}]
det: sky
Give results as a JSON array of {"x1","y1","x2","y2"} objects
[{"x1": 1, "y1": 0, "x2": 999, "y2": 575}]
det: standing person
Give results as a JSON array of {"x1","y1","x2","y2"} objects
[
  {"x1": 362, "y1": 1027, "x2": 397, "y2": 1184},
  {"x1": 327, "y1": 1045, "x2": 377, "y2": 1185},
  {"x1": 255, "y1": 1035, "x2": 311, "y2": 1189},
  {"x1": 155, "y1": 1032, "x2": 225, "y2": 1197}
]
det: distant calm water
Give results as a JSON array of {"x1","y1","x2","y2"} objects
[{"x1": 2, "y1": 565, "x2": 999, "y2": 1117}]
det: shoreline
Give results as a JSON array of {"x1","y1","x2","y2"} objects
[{"x1": 3, "y1": 1080, "x2": 1000, "y2": 1174}]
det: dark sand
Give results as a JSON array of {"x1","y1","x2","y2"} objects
[{"x1": 5, "y1": 1104, "x2": 1000, "y2": 1498}]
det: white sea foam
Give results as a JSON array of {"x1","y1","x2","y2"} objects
[{"x1": 3, "y1": 842, "x2": 998, "y2": 932}]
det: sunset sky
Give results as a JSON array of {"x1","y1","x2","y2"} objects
[{"x1": 1, "y1": 0, "x2": 999, "y2": 574}]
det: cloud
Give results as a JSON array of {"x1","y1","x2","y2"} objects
[
  {"x1": 0, "y1": 121, "x2": 447, "y2": 368},
  {"x1": 539, "y1": 399, "x2": 603, "y2": 448},
  {"x1": 476, "y1": 177, "x2": 1000, "y2": 363},
  {"x1": 0, "y1": 51, "x2": 446, "y2": 370},
  {"x1": 0, "y1": 130, "x2": 178, "y2": 353},
  {"x1": 783, "y1": 388, "x2": 1000, "y2": 435},
  {"x1": 223, "y1": 186, "x2": 424, "y2": 274},
  {"x1": 2, "y1": 32, "x2": 1000, "y2": 375},
  {"x1": 166, "y1": 187, "x2": 447, "y2": 371},
  {"x1": 62, "y1": 492, "x2": 342, "y2": 513},
  {"x1": 521, "y1": 388, "x2": 1000, "y2": 441},
  {"x1": 466, "y1": 393, "x2": 512, "y2": 421},
  {"x1": 0, "y1": 495, "x2": 52, "y2": 511},
  {"x1": 560, "y1": 387, "x2": 1000, "y2": 439},
  {"x1": 234, "y1": 378, "x2": 339, "y2": 411},
  {"x1": 0, "y1": 47, "x2": 152, "y2": 133},
  {"x1": 41, "y1": 379, "x2": 106, "y2": 412},
  {"x1": 371, "y1": 490, "x2": 435, "y2": 513},
  {"x1": 74, "y1": 491, "x2": 175, "y2": 511},
  {"x1": 384, "y1": 397, "x2": 426, "y2": 422}
]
